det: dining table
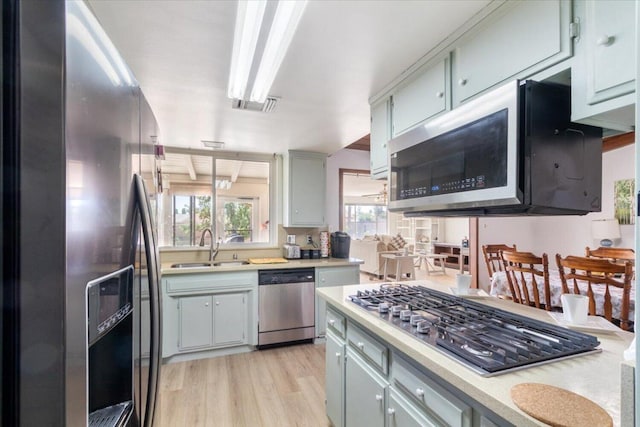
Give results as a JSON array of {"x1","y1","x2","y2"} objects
[{"x1": 489, "y1": 269, "x2": 636, "y2": 322}]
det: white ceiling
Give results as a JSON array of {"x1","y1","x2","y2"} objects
[{"x1": 88, "y1": 0, "x2": 490, "y2": 155}]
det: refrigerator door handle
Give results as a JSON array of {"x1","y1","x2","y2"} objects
[{"x1": 134, "y1": 174, "x2": 162, "y2": 427}]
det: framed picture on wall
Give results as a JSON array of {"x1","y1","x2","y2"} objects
[{"x1": 614, "y1": 179, "x2": 635, "y2": 225}]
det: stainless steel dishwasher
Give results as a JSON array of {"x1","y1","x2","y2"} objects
[{"x1": 258, "y1": 268, "x2": 315, "y2": 347}]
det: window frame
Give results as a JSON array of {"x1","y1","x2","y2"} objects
[{"x1": 158, "y1": 147, "x2": 279, "y2": 249}]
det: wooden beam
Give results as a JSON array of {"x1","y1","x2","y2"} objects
[
  {"x1": 186, "y1": 155, "x2": 197, "y2": 180},
  {"x1": 230, "y1": 160, "x2": 243, "y2": 183},
  {"x1": 603, "y1": 131, "x2": 634, "y2": 152}
]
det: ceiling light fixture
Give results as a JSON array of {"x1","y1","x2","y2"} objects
[
  {"x1": 227, "y1": 0, "x2": 267, "y2": 100},
  {"x1": 228, "y1": 0, "x2": 308, "y2": 103}
]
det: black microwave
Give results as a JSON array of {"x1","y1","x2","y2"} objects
[{"x1": 387, "y1": 80, "x2": 603, "y2": 216}]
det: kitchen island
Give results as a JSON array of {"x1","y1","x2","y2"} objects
[{"x1": 318, "y1": 280, "x2": 633, "y2": 427}]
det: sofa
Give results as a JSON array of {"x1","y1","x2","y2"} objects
[{"x1": 349, "y1": 234, "x2": 415, "y2": 279}]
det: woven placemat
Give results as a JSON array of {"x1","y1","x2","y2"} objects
[{"x1": 511, "y1": 383, "x2": 612, "y2": 427}]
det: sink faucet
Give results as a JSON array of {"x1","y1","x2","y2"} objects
[{"x1": 199, "y1": 228, "x2": 221, "y2": 262}]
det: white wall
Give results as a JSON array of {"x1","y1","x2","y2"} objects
[
  {"x1": 477, "y1": 144, "x2": 636, "y2": 288},
  {"x1": 325, "y1": 148, "x2": 372, "y2": 232},
  {"x1": 442, "y1": 217, "x2": 469, "y2": 244}
]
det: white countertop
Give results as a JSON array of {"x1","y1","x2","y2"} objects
[
  {"x1": 317, "y1": 280, "x2": 634, "y2": 427},
  {"x1": 161, "y1": 257, "x2": 363, "y2": 275}
]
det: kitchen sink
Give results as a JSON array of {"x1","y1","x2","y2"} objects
[
  {"x1": 170, "y1": 262, "x2": 212, "y2": 268},
  {"x1": 212, "y1": 261, "x2": 250, "y2": 267}
]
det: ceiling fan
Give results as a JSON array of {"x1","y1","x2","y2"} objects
[{"x1": 363, "y1": 183, "x2": 388, "y2": 204}]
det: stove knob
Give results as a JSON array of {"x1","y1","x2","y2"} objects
[
  {"x1": 400, "y1": 310, "x2": 413, "y2": 321},
  {"x1": 410, "y1": 314, "x2": 423, "y2": 326},
  {"x1": 391, "y1": 305, "x2": 403, "y2": 317},
  {"x1": 416, "y1": 321, "x2": 430, "y2": 334},
  {"x1": 378, "y1": 303, "x2": 390, "y2": 314}
]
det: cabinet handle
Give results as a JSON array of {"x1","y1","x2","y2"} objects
[
  {"x1": 216, "y1": 301, "x2": 220, "y2": 306},
  {"x1": 375, "y1": 394, "x2": 383, "y2": 401},
  {"x1": 357, "y1": 342, "x2": 364, "y2": 349},
  {"x1": 436, "y1": 91, "x2": 444, "y2": 98},
  {"x1": 597, "y1": 34, "x2": 614, "y2": 46},
  {"x1": 458, "y1": 78, "x2": 467, "y2": 86},
  {"x1": 335, "y1": 352, "x2": 341, "y2": 358},
  {"x1": 387, "y1": 408, "x2": 396, "y2": 416},
  {"x1": 205, "y1": 302, "x2": 209, "y2": 307},
  {"x1": 328, "y1": 319, "x2": 335, "y2": 325},
  {"x1": 382, "y1": 143, "x2": 387, "y2": 148},
  {"x1": 415, "y1": 387, "x2": 425, "y2": 397}
]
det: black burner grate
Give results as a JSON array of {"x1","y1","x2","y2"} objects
[{"x1": 349, "y1": 284, "x2": 601, "y2": 376}]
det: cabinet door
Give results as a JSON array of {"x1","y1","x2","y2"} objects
[
  {"x1": 316, "y1": 266, "x2": 359, "y2": 337},
  {"x1": 387, "y1": 388, "x2": 438, "y2": 427},
  {"x1": 287, "y1": 152, "x2": 326, "y2": 226},
  {"x1": 370, "y1": 98, "x2": 390, "y2": 179},
  {"x1": 345, "y1": 349, "x2": 387, "y2": 427},
  {"x1": 178, "y1": 295, "x2": 213, "y2": 350},
  {"x1": 325, "y1": 332, "x2": 345, "y2": 427},
  {"x1": 392, "y1": 58, "x2": 448, "y2": 137},
  {"x1": 585, "y1": 0, "x2": 635, "y2": 104},
  {"x1": 453, "y1": 0, "x2": 571, "y2": 105},
  {"x1": 213, "y1": 293, "x2": 246, "y2": 346}
]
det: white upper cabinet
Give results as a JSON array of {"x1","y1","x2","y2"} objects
[
  {"x1": 392, "y1": 57, "x2": 449, "y2": 138},
  {"x1": 585, "y1": 0, "x2": 635, "y2": 104},
  {"x1": 452, "y1": 0, "x2": 572, "y2": 105},
  {"x1": 370, "y1": 98, "x2": 391, "y2": 180},
  {"x1": 571, "y1": 0, "x2": 636, "y2": 130},
  {"x1": 284, "y1": 150, "x2": 327, "y2": 227}
]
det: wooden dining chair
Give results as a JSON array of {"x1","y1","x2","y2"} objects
[
  {"x1": 555, "y1": 254, "x2": 633, "y2": 330},
  {"x1": 501, "y1": 251, "x2": 552, "y2": 310},
  {"x1": 585, "y1": 246, "x2": 635, "y2": 264},
  {"x1": 482, "y1": 244, "x2": 517, "y2": 277}
]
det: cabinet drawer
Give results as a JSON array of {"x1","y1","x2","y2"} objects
[
  {"x1": 347, "y1": 322, "x2": 388, "y2": 374},
  {"x1": 392, "y1": 357, "x2": 472, "y2": 427},
  {"x1": 164, "y1": 271, "x2": 256, "y2": 294},
  {"x1": 326, "y1": 306, "x2": 346, "y2": 338},
  {"x1": 388, "y1": 387, "x2": 438, "y2": 427}
]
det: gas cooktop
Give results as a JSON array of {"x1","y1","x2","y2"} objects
[{"x1": 349, "y1": 284, "x2": 601, "y2": 377}]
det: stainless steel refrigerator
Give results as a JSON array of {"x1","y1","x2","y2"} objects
[{"x1": 2, "y1": 1, "x2": 162, "y2": 425}]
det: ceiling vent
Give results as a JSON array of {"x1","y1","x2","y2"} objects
[{"x1": 231, "y1": 96, "x2": 279, "y2": 113}]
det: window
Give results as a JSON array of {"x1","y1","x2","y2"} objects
[
  {"x1": 155, "y1": 150, "x2": 275, "y2": 247},
  {"x1": 343, "y1": 204, "x2": 387, "y2": 239}
]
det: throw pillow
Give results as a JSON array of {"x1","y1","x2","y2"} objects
[{"x1": 390, "y1": 234, "x2": 406, "y2": 250}]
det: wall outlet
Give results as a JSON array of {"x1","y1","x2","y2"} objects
[{"x1": 306, "y1": 235, "x2": 312, "y2": 244}]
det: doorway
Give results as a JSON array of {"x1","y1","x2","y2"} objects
[{"x1": 339, "y1": 169, "x2": 387, "y2": 238}]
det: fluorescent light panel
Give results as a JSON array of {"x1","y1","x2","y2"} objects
[
  {"x1": 249, "y1": 0, "x2": 308, "y2": 103},
  {"x1": 228, "y1": 0, "x2": 308, "y2": 103},
  {"x1": 228, "y1": 0, "x2": 267, "y2": 100}
]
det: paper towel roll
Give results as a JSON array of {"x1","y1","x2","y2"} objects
[{"x1": 320, "y1": 231, "x2": 329, "y2": 257}]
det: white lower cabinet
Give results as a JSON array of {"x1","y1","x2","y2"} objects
[
  {"x1": 325, "y1": 331, "x2": 345, "y2": 427},
  {"x1": 163, "y1": 271, "x2": 257, "y2": 358},
  {"x1": 315, "y1": 265, "x2": 359, "y2": 337},
  {"x1": 178, "y1": 295, "x2": 213, "y2": 350},
  {"x1": 345, "y1": 348, "x2": 387, "y2": 427},
  {"x1": 387, "y1": 387, "x2": 437, "y2": 427},
  {"x1": 213, "y1": 293, "x2": 246, "y2": 346},
  {"x1": 177, "y1": 292, "x2": 248, "y2": 351}
]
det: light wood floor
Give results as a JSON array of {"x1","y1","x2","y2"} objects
[{"x1": 158, "y1": 342, "x2": 330, "y2": 427}]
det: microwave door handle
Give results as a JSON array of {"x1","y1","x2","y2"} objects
[{"x1": 134, "y1": 174, "x2": 162, "y2": 427}]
